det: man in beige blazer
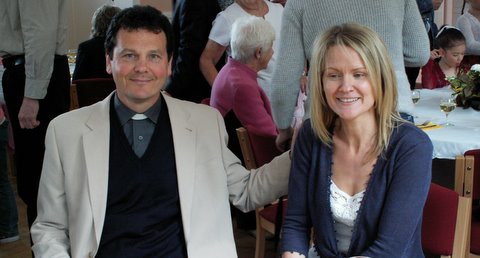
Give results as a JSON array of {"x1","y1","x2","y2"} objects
[{"x1": 31, "y1": 6, "x2": 290, "y2": 258}]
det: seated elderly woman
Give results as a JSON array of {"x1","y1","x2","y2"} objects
[
  {"x1": 210, "y1": 16, "x2": 278, "y2": 233},
  {"x1": 210, "y1": 16, "x2": 278, "y2": 159}
]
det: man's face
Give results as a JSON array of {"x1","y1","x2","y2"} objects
[{"x1": 106, "y1": 28, "x2": 171, "y2": 112}]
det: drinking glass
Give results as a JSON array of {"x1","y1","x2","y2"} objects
[
  {"x1": 412, "y1": 90, "x2": 421, "y2": 118},
  {"x1": 439, "y1": 97, "x2": 456, "y2": 126},
  {"x1": 412, "y1": 90, "x2": 420, "y2": 104}
]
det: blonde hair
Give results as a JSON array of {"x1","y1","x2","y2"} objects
[{"x1": 309, "y1": 23, "x2": 402, "y2": 161}]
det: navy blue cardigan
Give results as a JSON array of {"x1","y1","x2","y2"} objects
[{"x1": 281, "y1": 120, "x2": 433, "y2": 258}]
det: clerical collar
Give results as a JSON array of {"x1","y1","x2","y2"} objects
[{"x1": 113, "y1": 93, "x2": 162, "y2": 126}]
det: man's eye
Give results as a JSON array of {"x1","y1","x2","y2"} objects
[
  {"x1": 149, "y1": 54, "x2": 161, "y2": 62},
  {"x1": 122, "y1": 53, "x2": 136, "y2": 60}
]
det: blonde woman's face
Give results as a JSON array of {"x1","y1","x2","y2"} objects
[{"x1": 322, "y1": 46, "x2": 375, "y2": 122}]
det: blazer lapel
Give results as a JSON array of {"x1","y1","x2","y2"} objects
[
  {"x1": 83, "y1": 96, "x2": 112, "y2": 246},
  {"x1": 163, "y1": 94, "x2": 196, "y2": 239}
]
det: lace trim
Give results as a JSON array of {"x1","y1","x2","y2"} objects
[{"x1": 330, "y1": 181, "x2": 365, "y2": 227}]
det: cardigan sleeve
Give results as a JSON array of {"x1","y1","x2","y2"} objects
[
  {"x1": 269, "y1": 0, "x2": 306, "y2": 129},
  {"x1": 402, "y1": 0, "x2": 431, "y2": 68},
  {"x1": 280, "y1": 121, "x2": 314, "y2": 256},
  {"x1": 361, "y1": 127, "x2": 433, "y2": 257},
  {"x1": 457, "y1": 15, "x2": 480, "y2": 56}
]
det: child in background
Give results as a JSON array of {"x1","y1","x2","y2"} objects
[
  {"x1": 421, "y1": 26, "x2": 467, "y2": 89},
  {"x1": 457, "y1": 0, "x2": 480, "y2": 67}
]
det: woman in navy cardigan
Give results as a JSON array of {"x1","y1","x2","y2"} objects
[{"x1": 281, "y1": 23, "x2": 433, "y2": 258}]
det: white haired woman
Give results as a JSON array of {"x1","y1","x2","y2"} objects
[
  {"x1": 210, "y1": 16, "x2": 277, "y2": 156},
  {"x1": 200, "y1": 0, "x2": 283, "y2": 98}
]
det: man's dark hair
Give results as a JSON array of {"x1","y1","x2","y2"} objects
[{"x1": 105, "y1": 5, "x2": 173, "y2": 60}]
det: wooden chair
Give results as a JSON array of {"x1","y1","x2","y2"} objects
[
  {"x1": 422, "y1": 183, "x2": 471, "y2": 258},
  {"x1": 455, "y1": 150, "x2": 480, "y2": 258},
  {"x1": 70, "y1": 78, "x2": 116, "y2": 110},
  {"x1": 236, "y1": 127, "x2": 285, "y2": 258}
]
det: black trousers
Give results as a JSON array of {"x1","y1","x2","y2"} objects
[{"x1": 2, "y1": 55, "x2": 70, "y2": 229}]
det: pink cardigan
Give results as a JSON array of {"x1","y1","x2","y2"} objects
[{"x1": 210, "y1": 58, "x2": 277, "y2": 136}]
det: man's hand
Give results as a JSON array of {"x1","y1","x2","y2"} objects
[
  {"x1": 19, "y1": 97, "x2": 40, "y2": 129},
  {"x1": 276, "y1": 127, "x2": 293, "y2": 152}
]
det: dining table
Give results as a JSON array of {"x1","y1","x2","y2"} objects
[{"x1": 414, "y1": 87, "x2": 480, "y2": 160}]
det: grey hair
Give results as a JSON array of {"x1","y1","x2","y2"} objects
[
  {"x1": 230, "y1": 16, "x2": 275, "y2": 63},
  {"x1": 91, "y1": 4, "x2": 121, "y2": 38}
]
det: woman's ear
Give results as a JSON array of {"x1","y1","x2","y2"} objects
[{"x1": 255, "y1": 47, "x2": 262, "y2": 59}]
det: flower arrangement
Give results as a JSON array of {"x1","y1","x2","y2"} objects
[{"x1": 446, "y1": 64, "x2": 480, "y2": 110}]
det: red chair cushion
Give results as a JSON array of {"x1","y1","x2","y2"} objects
[
  {"x1": 422, "y1": 184, "x2": 458, "y2": 255},
  {"x1": 258, "y1": 199, "x2": 288, "y2": 223}
]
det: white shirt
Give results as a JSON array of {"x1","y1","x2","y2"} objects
[
  {"x1": 208, "y1": 1, "x2": 283, "y2": 98},
  {"x1": 330, "y1": 181, "x2": 365, "y2": 254}
]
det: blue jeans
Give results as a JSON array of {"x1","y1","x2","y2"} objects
[{"x1": 0, "y1": 120, "x2": 19, "y2": 237}]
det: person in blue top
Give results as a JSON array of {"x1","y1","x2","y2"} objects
[{"x1": 281, "y1": 23, "x2": 433, "y2": 258}]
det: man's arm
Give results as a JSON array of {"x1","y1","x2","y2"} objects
[
  {"x1": 213, "y1": 110, "x2": 290, "y2": 212},
  {"x1": 31, "y1": 123, "x2": 71, "y2": 257},
  {"x1": 18, "y1": 0, "x2": 61, "y2": 128}
]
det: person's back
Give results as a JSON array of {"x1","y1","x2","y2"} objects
[
  {"x1": 165, "y1": 0, "x2": 225, "y2": 103},
  {"x1": 270, "y1": 0, "x2": 430, "y2": 147},
  {"x1": 72, "y1": 5, "x2": 120, "y2": 81},
  {"x1": 456, "y1": 0, "x2": 480, "y2": 67}
]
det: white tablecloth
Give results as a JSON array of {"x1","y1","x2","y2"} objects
[{"x1": 414, "y1": 87, "x2": 480, "y2": 159}]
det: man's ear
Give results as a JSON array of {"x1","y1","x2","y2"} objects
[
  {"x1": 168, "y1": 57, "x2": 172, "y2": 76},
  {"x1": 106, "y1": 54, "x2": 112, "y2": 74}
]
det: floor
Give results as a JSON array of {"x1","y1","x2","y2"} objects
[{"x1": 0, "y1": 174, "x2": 278, "y2": 258}]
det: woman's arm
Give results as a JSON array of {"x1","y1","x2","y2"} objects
[
  {"x1": 280, "y1": 122, "x2": 314, "y2": 256},
  {"x1": 361, "y1": 128, "x2": 433, "y2": 257},
  {"x1": 199, "y1": 39, "x2": 227, "y2": 86}
]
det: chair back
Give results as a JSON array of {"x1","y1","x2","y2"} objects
[
  {"x1": 70, "y1": 78, "x2": 116, "y2": 109},
  {"x1": 422, "y1": 183, "x2": 471, "y2": 258},
  {"x1": 464, "y1": 149, "x2": 480, "y2": 201},
  {"x1": 238, "y1": 126, "x2": 281, "y2": 167}
]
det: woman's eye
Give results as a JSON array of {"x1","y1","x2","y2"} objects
[
  {"x1": 354, "y1": 73, "x2": 366, "y2": 79},
  {"x1": 327, "y1": 73, "x2": 341, "y2": 80}
]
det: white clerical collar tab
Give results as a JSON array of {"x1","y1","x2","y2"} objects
[{"x1": 131, "y1": 114, "x2": 148, "y2": 120}]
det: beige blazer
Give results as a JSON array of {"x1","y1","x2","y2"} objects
[{"x1": 31, "y1": 93, "x2": 290, "y2": 258}]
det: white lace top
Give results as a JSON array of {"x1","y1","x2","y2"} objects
[{"x1": 330, "y1": 180, "x2": 365, "y2": 254}]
